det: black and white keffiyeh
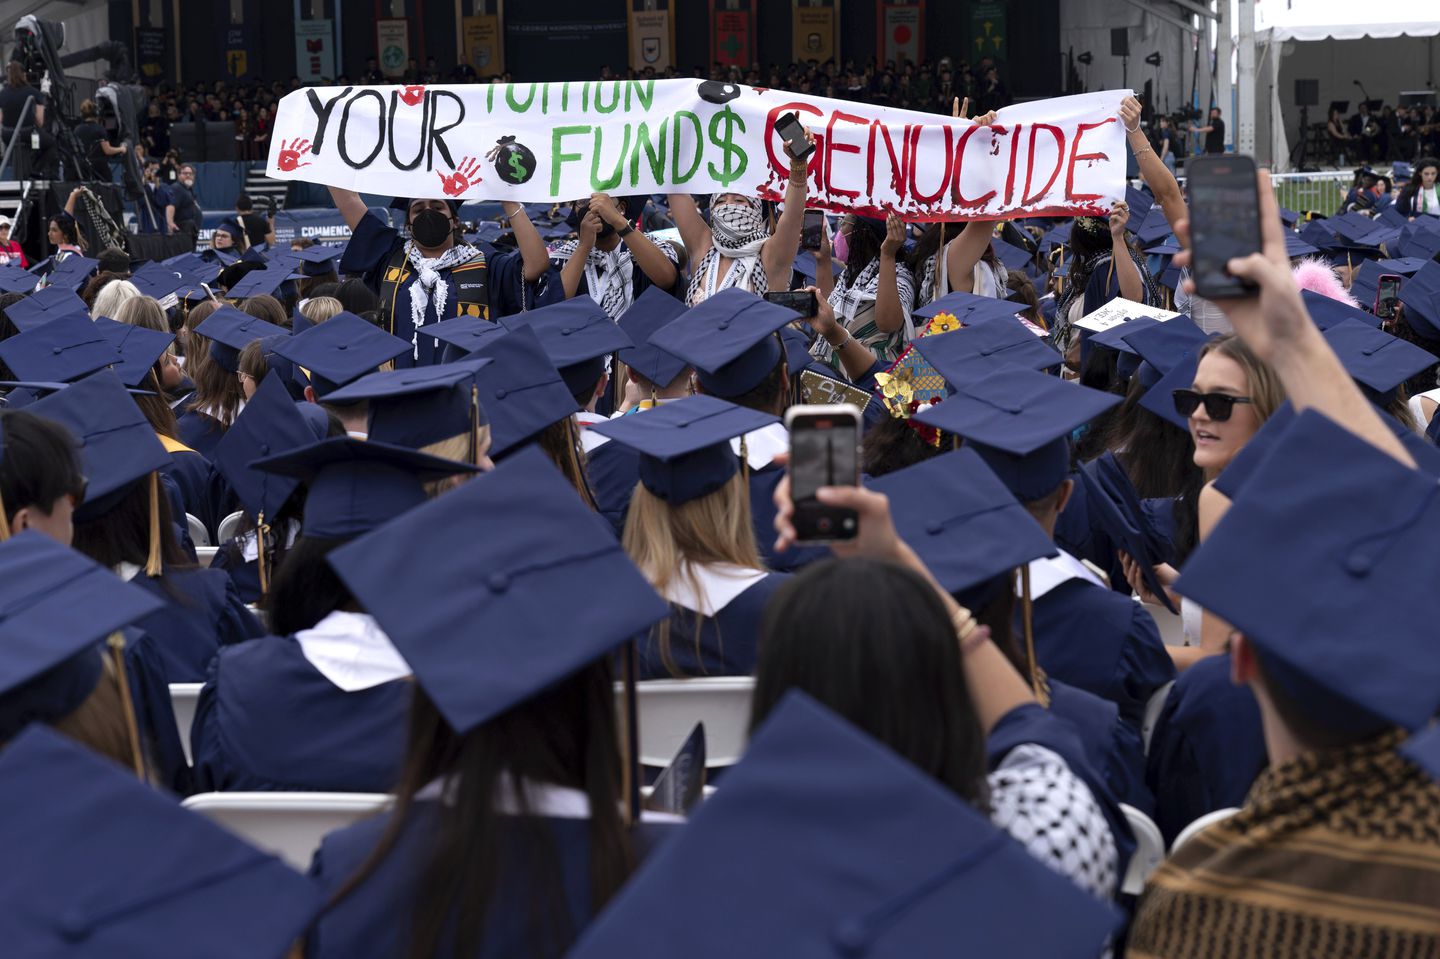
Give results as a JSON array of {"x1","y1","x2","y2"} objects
[
  {"x1": 686, "y1": 196, "x2": 770, "y2": 305},
  {"x1": 405, "y1": 241, "x2": 481, "y2": 358},
  {"x1": 550, "y1": 235, "x2": 678, "y2": 319}
]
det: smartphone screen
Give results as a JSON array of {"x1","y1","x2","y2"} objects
[
  {"x1": 775, "y1": 111, "x2": 816, "y2": 161},
  {"x1": 801, "y1": 210, "x2": 825, "y2": 250},
  {"x1": 764, "y1": 290, "x2": 818, "y2": 317},
  {"x1": 1186, "y1": 155, "x2": 1262, "y2": 299},
  {"x1": 786, "y1": 406, "x2": 860, "y2": 541},
  {"x1": 1376, "y1": 275, "x2": 1402, "y2": 320}
]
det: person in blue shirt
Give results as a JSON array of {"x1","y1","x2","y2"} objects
[
  {"x1": 329, "y1": 186, "x2": 557, "y2": 366},
  {"x1": 135, "y1": 155, "x2": 176, "y2": 235}
]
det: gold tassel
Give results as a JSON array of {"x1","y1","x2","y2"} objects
[
  {"x1": 107, "y1": 632, "x2": 148, "y2": 783},
  {"x1": 0, "y1": 488, "x2": 10, "y2": 541},
  {"x1": 145, "y1": 473, "x2": 163, "y2": 577},
  {"x1": 1019, "y1": 565, "x2": 1044, "y2": 702},
  {"x1": 469, "y1": 384, "x2": 481, "y2": 465},
  {"x1": 739, "y1": 435, "x2": 750, "y2": 492},
  {"x1": 255, "y1": 510, "x2": 269, "y2": 599}
]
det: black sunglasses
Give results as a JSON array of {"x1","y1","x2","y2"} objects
[{"x1": 1172, "y1": 389, "x2": 1254, "y2": 422}]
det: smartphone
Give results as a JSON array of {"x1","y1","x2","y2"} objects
[
  {"x1": 775, "y1": 111, "x2": 816, "y2": 162},
  {"x1": 785, "y1": 404, "x2": 861, "y2": 542},
  {"x1": 1375, "y1": 274, "x2": 1402, "y2": 320},
  {"x1": 764, "y1": 289, "x2": 818, "y2": 318},
  {"x1": 1185, "y1": 155, "x2": 1262, "y2": 299},
  {"x1": 800, "y1": 209, "x2": 825, "y2": 250}
]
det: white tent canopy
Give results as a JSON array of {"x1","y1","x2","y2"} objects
[{"x1": 1256, "y1": 1, "x2": 1440, "y2": 42}]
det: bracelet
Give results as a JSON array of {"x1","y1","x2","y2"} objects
[
  {"x1": 1132, "y1": 147, "x2": 1154, "y2": 159},
  {"x1": 830, "y1": 331, "x2": 853, "y2": 350},
  {"x1": 953, "y1": 605, "x2": 981, "y2": 645},
  {"x1": 1125, "y1": 120, "x2": 1141, "y2": 134}
]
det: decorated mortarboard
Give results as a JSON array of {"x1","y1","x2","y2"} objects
[
  {"x1": 0, "y1": 531, "x2": 165, "y2": 740},
  {"x1": 1080, "y1": 452, "x2": 1179, "y2": 613},
  {"x1": 91, "y1": 317, "x2": 174, "y2": 389},
  {"x1": 290, "y1": 244, "x2": 343, "y2": 277},
  {"x1": 27, "y1": 370, "x2": 171, "y2": 524},
  {"x1": 469, "y1": 324, "x2": 580, "y2": 458},
  {"x1": 1073, "y1": 297, "x2": 1181, "y2": 335},
  {"x1": 327, "y1": 445, "x2": 669, "y2": 735},
  {"x1": 1398, "y1": 260, "x2": 1440, "y2": 342},
  {"x1": 1324, "y1": 318, "x2": 1439, "y2": 396},
  {"x1": 871, "y1": 312, "x2": 963, "y2": 441},
  {"x1": 2, "y1": 285, "x2": 88, "y2": 331},
  {"x1": 251, "y1": 436, "x2": 477, "y2": 539},
  {"x1": 913, "y1": 366, "x2": 1120, "y2": 502},
  {"x1": 42, "y1": 255, "x2": 99, "y2": 292},
  {"x1": 588, "y1": 395, "x2": 778, "y2": 504},
  {"x1": 1176, "y1": 409, "x2": 1440, "y2": 736},
  {"x1": 195, "y1": 306, "x2": 289, "y2": 374},
  {"x1": 0, "y1": 265, "x2": 37, "y2": 294},
  {"x1": 416, "y1": 314, "x2": 509, "y2": 359},
  {"x1": 1300, "y1": 289, "x2": 1381, "y2": 332},
  {"x1": 792, "y1": 250, "x2": 842, "y2": 282},
  {"x1": 913, "y1": 290, "x2": 1023, "y2": 325},
  {"x1": 567, "y1": 690, "x2": 1120, "y2": 959},
  {"x1": 647, "y1": 289, "x2": 794, "y2": 398},
  {"x1": 870, "y1": 448, "x2": 1057, "y2": 598},
  {"x1": 323, "y1": 357, "x2": 494, "y2": 454},
  {"x1": 1120, "y1": 312, "x2": 1208, "y2": 377},
  {"x1": 0, "y1": 724, "x2": 323, "y2": 957},
  {"x1": 912, "y1": 317, "x2": 1062, "y2": 382},
  {"x1": 0, "y1": 311, "x2": 116, "y2": 383},
  {"x1": 224, "y1": 266, "x2": 290, "y2": 301},
  {"x1": 991, "y1": 237, "x2": 1034, "y2": 273},
  {"x1": 500, "y1": 297, "x2": 633, "y2": 397},
  {"x1": 617, "y1": 287, "x2": 690, "y2": 388},
  {"x1": 214, "y1": 371, "x2": 330, "y2": 526},
  {"x1": 1283, "y1": 233, "x2": 1321, "y2": 259},
  {"x1": 268, "y1": 311, "x2": 410, "y2": 398}
]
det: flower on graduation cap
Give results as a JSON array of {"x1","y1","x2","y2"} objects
[
  {"x1": 905, "y1": 398, "x2": 945, "y2": 448},
  {"x1": 874, "y1": 365, "x2": 916, "y2": 410},
  {"x1": 923, "y1": 311, "x2": 963, "y2": 336}
]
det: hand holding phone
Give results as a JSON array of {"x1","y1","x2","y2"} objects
[
  {"x1": 1375, "y1": 274, "x2": 1402, "y2": 320},
  {"x1": 801, "y1": 209, "x2": 825, "y2": 250},
  {"x1": 764, "y1": 289, "x2": 818, "y2": 318},
  {"x1": 784, "y1": 404, "x2": 861, "y2": 542},
  {"x1": 776, "y1": 111, "x2": 816, "y2": 163},
  {"x1": 1185, "y1": 155, "x2": 1262, "y2": 299}
]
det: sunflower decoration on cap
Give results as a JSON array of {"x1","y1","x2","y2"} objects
[{"x1": 872, "y1": 312, "x2": 962, "y2": 448}]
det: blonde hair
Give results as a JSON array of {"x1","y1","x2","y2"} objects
[
  {"x1": 419, "y1": 427, "x2": 492, "y2": 494},
  {"x1": 91, "y1": 278, "x2": 141, "y2": 320},
  {"x1": 1199, "y1": 334, "x2": 1286, "y2": 424},
  {"x1": 299, "y1": 295, "x2": 343, "y2": 325},
  {"x1": 114, "y1": 295, "x2": 169, "y2": 333},
  {"x1": 620, "y1": 472, "x2": 762, "y2": 676}
]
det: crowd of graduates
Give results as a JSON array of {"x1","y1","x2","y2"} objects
[{"x1": 2, "y1": 92, "x2": 1440, "y2": 957}]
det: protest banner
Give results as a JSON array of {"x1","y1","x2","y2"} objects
[
  {"x1": 264, "y1": 79, "x2": 1128, "y2": 221},
  {"x1": 1073, "y1": 298, "x2": 1182, "y2": 334}
]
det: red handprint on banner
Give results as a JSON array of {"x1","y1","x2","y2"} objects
[
  {"x1": 276, "y1": 137, "x2": 313, "y2": 171},
  {"x1": 438, "y1": 156, "x2": 483, "y2": 197},
  {"x1": 400, "y1": 85, "x2": 425, "y2": 106}
]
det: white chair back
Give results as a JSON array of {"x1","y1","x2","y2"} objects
[
  {"x1": 216, "y1": 510, "x2": 245, "y2": 544},
  {"x1": 195, "y1": 546, "x2": 219, "y2": 568},
  {"x1": 1120, "y1": 803, "x2": 1166, "y2": 896},
  {"x1": 169, "y1": 683, "x2": 204, "y2": 766},
  {"x1": 186, "y1": 513, "x2": 210, "y2": 548},
  {"x1": 1141, "y1": 680, "x2": 1176, "y2": 756},
  {"x1": 1171, "y1": 806, "x2": 1241, "y2": 853},
  {"x1": 618, "y1": 677, "x2": 754, "y2": 769},
  {"x1": 183, "y1": 792, "x2": 392, "y2": 870},
  {"x1": 1143, "y1": 601, "x2": 1187, "y2": 647}
]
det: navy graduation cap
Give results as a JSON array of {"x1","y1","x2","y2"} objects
[
  {"x1": 128, "y1": 263, "x2": 189, "y2": 305},
  {"x1": 587, "y1": 394, "x2": 777, "y2": 504},
  {"x1": 1323, "y1": 318, "x2": 1438, "y2": 396},
  {"x1": 1139, "y1": 355, "x2": 1201, "y2": 431},
  {"x1": 1283, "y1": 232, "x2": 1321, "y2": 260},
  {"x1": 912, "y1": 366, "x2": 1120, "y2": 502},
  {"x1": 42, "y1": 255, "x2": 99, "y2": 292},
  {"x1": 1176, "y1": 409, "x2": 1440, "y2": 736},
  {"x1": 1120, "y1": 312, "x2": 1208, "y2": 377},
  {"x1": 251, "y1": 436, "x2": 477, "y2": 539},
  {"x1": 195, "y1": 305, "x2": 289, "y2": 373},
  {"x1": 268, "y1": 311, "x2": 410, "y2": 397},
  {"x1": 92, "y1": 317, "x2": 174, "y2": 389},
  {"x1": 911, "y1": 318, "x2": 1061, "y2": 382},
  {"x1": 469, "y1": 324, "x2": 580, "y2": 458},
  {"x1": 291, "y1": 244, "x2": 343, "y2": 277},
  {"x1": 224, "y1": 266, "x2": 290, "y2": 301},
  {"x1": 869, "y1": 447, "x2": 1057, "y2": 600},
  {"x1": 1397, "y1": 220, "x2": 1440, "y2": 262},
  {"x1": 1081, "y1": 452, "x2": 1180, "y2": 613},
  {"x1": 213, "y1": 371, "x2": 330, "y2": 525},
  {"x1": 0, "y1": 531, "x2": 166, "y2": 741},
  {"x1": 617, "y1": 287, "x2": 690, "y2": 388},
  {"x1": 416, "y1": 314, "x2": 509, "y2": 362},
  {"x1": 500, "y1": 296, "x2": 633, "y2": 397},
  {"x1": 322, "y1": 357, "x2": 494, "y2": 455},
  {"x1": 0, "y1": 311, "x2": 116, "y2": 383},
  {"x1": 647, "y1": 288, "x2": 795, "y2": 398},
  {"x1": 567, "y1": 690, "x2": 1119, "y2": 958},
  {"x1": 1397, "y1": 260, "x2": 1440, "y2": 342},
  {"x1": 1299, "y1": 289, "x2": 1380, "y2": 332},
  {"x1": 3, "y1": 285, "x2": 88, "y2": 331},
  {"x1": 0, "y1": 724, "x2": 323, "y2": 958},
  {"x1": 327, "y1": 445, "x2": 670, "y2": 736},
  {"x1": 792, "y1": 250, "x2": 841, "y2": 283},
  {"x1": 991, "y1": 237, "x2": 1034, "y2": 273},
  {"x1": 913, "y1": 290, "x2": 1023, "y2": 324},
  {"x1": 0, "y1": 265, "x2": 38, "y2": 294}
]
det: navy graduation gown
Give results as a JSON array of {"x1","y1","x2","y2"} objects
[
  {"x1": 208, "y1": 544, "x2": 262, "y2": 606},
  {"x1": 159, "y1": 443, "x2": 216, "y2": 538},
  {"x1": 175, "y1": 409, "x2": 227, "y2": 459},
  {"x1": 130, "y1": 567, "x2": 265, "y2": 682},
  {"x1": 586, "y1": 439, "x2": 641, "y2": 538},
  {"x1": 749, "y1": 465, "x2": 829, "y2": 572},
  {"x1": 1145, "y1": 653, "x2": 1267, "y2": 846},
  {"x1": 1049, "y1": 679, "x2": 1152, "y2": 817},
  {"x1": 121, "y1": 626, "x2": 192, "y2": 796},
  {"x1": 307, "y1": 805, "x2": 678, "y2": 959},
  {"x1": 191, "y1": 636, "x2": 410, "y2": 793},
  {"x1": 1027, "y1": 577, "x2": 1175, "y2": 729},
  {"x1": 637, "y1": 572, "x2": 789, "y2": 680}
]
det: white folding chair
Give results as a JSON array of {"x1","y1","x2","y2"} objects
[
  {"x1": 169, "y1": 682, "x2": 204, "y2": 766},
  {"x1": 216, "y1": 510, "x2": 245, "y2": 544},
  {"x1": 618, "y1": 677, "x2": 754, "y2": 769},
  {"x1": 182, "y1": 792, "x2": 392, "y2": 870},
  {"x1": 1142, "y1": 601, "x2": 1187, "y2": 647},
  {"x1": 195, "y1": 546, "x2": 219, "y2": 568},
  {"x1": 186, "y1": 513, "x2": 210, "y2": 548},
  {"x1": 1120, "y1": 803, "x2": 1165, "y2": 896},
  {"x1": 1171, "y1": 807, "x2": 1241, "y2": 853},
  {"x1": 1141, "y1": 680, "x2": 1176, "y2": 756}
]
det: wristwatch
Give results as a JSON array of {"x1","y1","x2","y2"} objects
[{"x1": 616, "y1": 223, "x2": 635, "y2": 238}]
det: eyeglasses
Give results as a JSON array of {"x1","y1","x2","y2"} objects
[{"x1": 1172, "y1": 389, "x2": 1253, "y2": 422}]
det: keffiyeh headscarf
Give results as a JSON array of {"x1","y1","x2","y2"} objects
[
  {"x1": 405, "y1": 241, "x2": 480, "y2": 359},
  {"x1": 687, "y1": 196, "x2": 771, "y2": 305}
]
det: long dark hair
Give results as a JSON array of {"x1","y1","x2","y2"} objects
[
  {"x1": 750, "y1": 557, "x2": 990, "y2": 810},
  {"x1": 861, "y1": 416, "x2": 945, "y2": 477},
  {"x1": 71, "y1": 474, "x2": 190, "y2": 575},
  {"x1": 327, "y1": 660, "x2": 632, "y2": 959},
  {"x1": 0, "y1": 410, "x2": 86, "y2": 525},
  {"x1": 842, "y1": 216, "x2": 884, "y2": 287},
  {"x1": 1397, "y1": 157, "x2": 1438, "y2": 208},
  {"x1": 904, "y1": 221, "x2": 965, "y2": 277},
  {"x1": 264, "y1": 535, "x2": 355, "y2": 636}
]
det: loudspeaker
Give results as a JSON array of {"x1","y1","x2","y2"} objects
[
  {"x1": 1111, "y1": 28, "x2": 1129, "y2": 58},
  {"x1": 1294, "y1": 79, "x2": 1319, "y2": 108}
]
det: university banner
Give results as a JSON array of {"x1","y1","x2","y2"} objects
[
  {"x1": 792, "y1": 0, "x2": 837, "y2": 64},
  {"x1": 295, "y1": 19, "x2": 335, "y2": 83},
  {"x1": 878, "y1": 2, "x2": 923, "y2": 66},
  {"x1": 376, "y1": 19, "x2": 410, "y2": 79},
  {"x1": 264, "y1": 80, "x2": 1128, "y2": 221},
  {"x1": 710, "y1": 0, "x2": 753, "y2": 70},
  {"x1": 628, "y1": 1, "x2": 674, "y2": 73},
  {"x1": 462, "y1": 14, "x2": 504, "y2": 77}
]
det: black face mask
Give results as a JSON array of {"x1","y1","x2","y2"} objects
[
  {"x1": 566, "y1": 203, "x2": 616, "y2": 239},
  {"x1": 410, "y1": 208, "x2": 453, "y2": 248}
]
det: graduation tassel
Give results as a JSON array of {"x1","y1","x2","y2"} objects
[
  {"x1": 469, "y1": 384, "x2": 481, "y2": 465},
  {"x1": 620, "y1": 639, "x2": 641, "y2": 829},
  {"x1": 0, "y1": 488, "x2": 11, "y2": 541},
  {"x1": 1019, "y1": 565, "x2": 1045, "y2": 703},
  {"x1": 739, "y1": 435, "x2": 751, "y2": 493},
  {"x1": 145, "y1": 472, "x2": 163, "y2": 578},
  {"x1": 107, "y1": 632, "x2": 148, "y2": 783},
  {"x1": 255, "y1": 510, "x2": 270, "y2": 599}
]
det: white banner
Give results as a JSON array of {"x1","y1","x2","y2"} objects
[{"x1": 265, "y1": 80, "x2": 1129, "y2": 221}]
